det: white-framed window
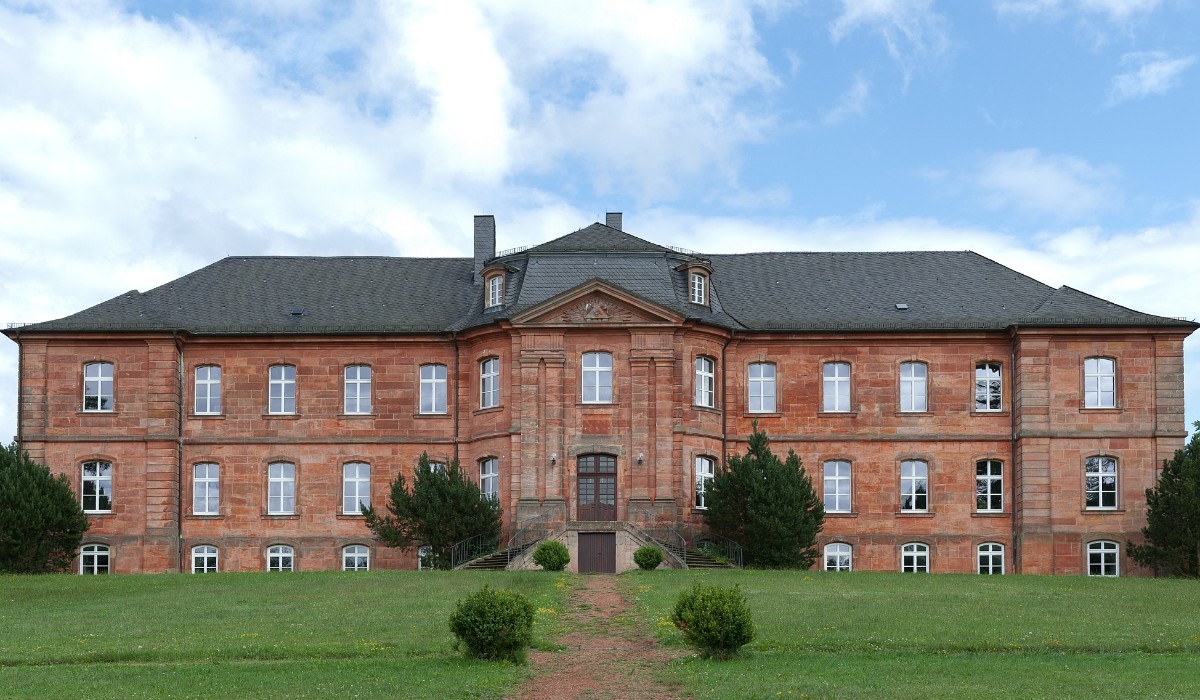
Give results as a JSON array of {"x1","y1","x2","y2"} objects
[
  {"x1": 748, "y1": 362, "x2": 776, "y2": 413},
  {"x1": 268, "y1": 364, "x2": 296, "y2": 414},
  {"x1": 343, "y1": 545, "x2": 370, "y2": 572},
  {"x1": 901, "y1": 542, "x2": 929, "y2": 572},
  {"x1": 899, "y1": 362, "x2": 927, "y2": 412},
  {"x1": 194, "y1": 365, "x2": 221, "y2": 414},
  {"x1": 267, "y1": 544, "x2": 294, "y2": 572},
  {"x1": 82, "y1": 461, "x2": 113, "y2": 513},
  {"x1": 689, "y1": 272, "x2": 707, "y2": 305},
  {"x1": 823, "y1": 362, "x2": 851, "y2": 412},
  {"x1": 978, "y1": 543, "x2": 1004, "y2": 575},
  {"x1": 1084, "y1": 357, "x2": 1116, "y2": 408},
  {"x1": 900, "y1": 460, "x2": 928, "y2": 512},
  {"x1": 480, "y1": 457, "x2": 499, "y2": 500},
  {"x1": 823, "y1": 460, "x2": 852, "y2": 513},
  {"x1": 975, "y1": 362, "x2": 1002, "y2": 412},
  {"x1": 193, "y1": 463, "x2": 219, "y2": 515},
  {"x1": 582, "y1": 352, "x2": 613, "y2": 403},
  {"x1": 976, "y1": 460, "x2": 1003, "y2": 512},
  {"x1": 343, "y1": 462, "x2": 370, "y2": 514},
  {"x1": 694, "y1": 356, "x2": 715, "y2": 408},
  {"x1": 268, "y1": 462, "x2": 295, "y2": 515},
  {"x1": 480, "y1": 357, "x2": 500, "y2": 409},
  {"x1": 695, "y1": 456, "x2": 715, "y2": 509},
  {"x1": 80, "y1": 544, "x2": 110, "y2": 574},
  {"x1": 344, "y1": 365, "x2": 372, "y2": 414},
  {"x1": 419, "y1": 364, "x2": 447, "y2": 414},
  {"x1": 418, "y1": 545, "x2": 433, "y2": 570},
  {"x1": 429, "y1": 461, "x2": 447, "y2": 475},
  {"x1": 1087, "y1": 540, "x2": 1119, "y2": 576},
  {"x1": 487, "y1": 274, "x2": 504, "y2": 308},
  {"x1": 1085, "y1": 456, "x2": 1118, "y2": 509},
  {"x1": 83, "y1": 362, "x2": 114, "y2": 412},
  {"x1": 192, "y1": 545, "x2": 218, "y2": 573},
  {"x1": 825, "y1": 543, "x2": 852, "y2": 572}
]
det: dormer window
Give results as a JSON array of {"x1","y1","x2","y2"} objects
[
  {"x1": 689, "y1": 272, "x2": 707, "y2": 305},
  {"x1": 486, "y1": 273, "x2": 504, "y2": 309}
]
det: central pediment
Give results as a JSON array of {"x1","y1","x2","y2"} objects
[{"x1": 511, "y1": 280, "x2": 683, "y2": 327}]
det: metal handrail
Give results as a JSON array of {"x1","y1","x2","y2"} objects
[
  {"x1": 504, "y1": 501, "x2": 566, "y2": 564},
  {"x1": 449, "y1": 531, "x2": 501, "y2": 569},
  {"x1": 685, "y1": 526, "x2": 744, "y2": 568},
  {"x1": 628, "y1": 501, "x2": 688, "y2": 568}
]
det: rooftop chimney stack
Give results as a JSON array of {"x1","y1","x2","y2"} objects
[
  {"x1": 605, "y1": 212, "x2": 622, "y2": 230},
  {"x1": 473, "y1": 215, "x2": 496, "y2": 283}
]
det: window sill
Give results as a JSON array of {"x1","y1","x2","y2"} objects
[
  {"x1": 190, "y1": 413, "x2": 225, "y2": 420},
  {"x1": 84, "y1": 511, "x2": 113, "y2": 517},
  {"x1": 825, "y1": 511, "x2": 858, "y2": 518},
  {"x1": 971, "y1": 511, "x2": 1010, "y2": 518},
  {"x1": 894, "y1": 410, "x2": 930, "y2": 417},
  {"x1": 337, "y1": 513, "x2": 367, "y2": 519},
  {"x1": 971, "y1": 410, "x2": 1009, "y2": 417},
  {"x1": 1082, "y1": 508, "x2": 1125, "y2": 514},
  {"x1": 895, "y1": 511, "x2": 935, "y2": 517},
  {"x1": 578, "y1": 402, "x2": 617, "y2": 409},
  {"x1": 473, "y1": 406, "x2": 503, "y2": 416},
  {"x1": 744, "y1": 411, "x2": 781, "y2": 418},
  {"x1": 340, "y1": 412, "x2": 375, "y2": 419},
  {"x1": 819, "y1": 410, "x2": 857, "y2": 417},
  {"x1": 262, "y1": 413, "x2": 300, "y2": 419},
  {"x1": 263, "y1": 513, "x2": 300, "y2": 519},
  {"x1": 692, "y1": 405, "x2": 721, "y2": 415},
  {"x1": 188, "y1": 513, "x2": 222, "y2": 519},
  {"x1": 1081, "y1": 407, "x2": 1122, "y2": 413},
  {"x1": 77, "y1": 410, "x2": 117, "y2": 416},
  {"x1": 413, "y1": 412, "x2": 451, "y2": 419}
]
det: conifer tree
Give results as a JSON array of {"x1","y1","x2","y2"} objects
[
  {"x1": 363, "y1": 452, "x2": 501, "y2": 570},
  {"x1": 1128, "y1": 423, "x2": 1200, "y2": 578},
  {"x1": 703, "y1": 423, "x2": 824, "y2": 568},
  {"x1": 0, "y1": 443, "x2": 90, "y2": 573}
]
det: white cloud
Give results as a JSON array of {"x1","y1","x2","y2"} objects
[
  {"x1": 829, "y1": 0, "x2": 950, "y2": 85},
  {"x1": 973, "y1": 149, "x2": 1119, "y2": 220},
  {"x1": 994, "y1": 0, "x2": 1161, "y2": 23},
  {"x1": 824, "y1": 73, "x2": 871, "y2": 124},
  {"x1": 1106, "y1": 51, "x2": 1196, "y2": 106}
]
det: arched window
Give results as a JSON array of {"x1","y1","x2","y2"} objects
[
  {"x1": 267, "y1": 544, "x2": 294, "y2": 572},
  {"x1": 825, "y1": 543, "x2": 852, "y2": 572},
  {"x1": 901, "y1": 542, "x2": 929, "y2": 572},
  {"x1": 80, "y1": 544, "x2": 109, "y2": 575},
  {"x1": 977, "y1": 543, "x2": 1004, "y2": 575},
  {"x1": 1087, "y1": 541, "x2": 1119, "y2": 576},
  {"x1": 192, "y1": 545, "x2": 218, "y2": 573},
  {"x1": 480, "y1": 458, "x2": 499, "y2": 500},
  {"x1": 343, "y1": 545, "x2": 370, "y2": 572}
]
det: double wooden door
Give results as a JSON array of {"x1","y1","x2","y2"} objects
[{"x1": 577, "y1": 454, "x2": 617, "y2": 521}]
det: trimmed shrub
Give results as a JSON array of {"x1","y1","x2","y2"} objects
[
  {"x1": 670, "y1": 583, "x2": 755, "y2": 659},
  {"x1": 532, "y1": 539, "x2": 570, "y2": 571},
  {"x1": 448, "y1": 585, "x2": 535, "y2": 663},
  {"x1": 634, "y1": 545, "x2": 664, "y2": 570}
]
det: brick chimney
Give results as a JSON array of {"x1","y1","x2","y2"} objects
[
  {"x1": 473, "y1": 215, "x2": 495, "y2": 283},
  {"x1": 605, "y1": 212, "x2": 622, "y2": 230}
]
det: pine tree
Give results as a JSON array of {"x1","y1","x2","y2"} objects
[
  {"x1": 0, "y1": 443, "x2": 90, "y2": 573},
  {"x1": 703, "y1": 423, "x2": 824, "y2": 568},
  {"x1": 363, "y1": 452, "x2": 501, "y2": 570},
  {"x1": 1128, "y1": 423, "x2": 1200, "y2": 578}
]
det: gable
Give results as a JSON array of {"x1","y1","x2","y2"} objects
[{"x1": 511, "y1": 281, "x2": 683, "y2": 327}]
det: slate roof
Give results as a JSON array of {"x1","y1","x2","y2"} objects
[{"x1": 8, "y1": 223, "x2": 1195, "y2": 337}]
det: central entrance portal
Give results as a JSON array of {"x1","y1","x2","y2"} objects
[{"x1": 577, "y1": 454, "x2": 617, "y2": 521}]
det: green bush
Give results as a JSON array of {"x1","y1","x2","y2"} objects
[
  {"x1": 634, "y1": 545, "x2": 664, "y2": 570},
  {"x1": 532, "y1": 539, "x2": 570, "y2": 571},
  {"x1": 670, "y1": 583, "x2": 755, "y2": 659},
  {"x1": 448, "y1": 585, "x2": 535, "y2": 663}
]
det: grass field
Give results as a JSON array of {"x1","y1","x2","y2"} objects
[
  {"x1": 2, "y1": 570, "x2": 1199, "y2": 699},
  {"x1": 625, "y1": 570, "x2": 1200, "y2": 700}
]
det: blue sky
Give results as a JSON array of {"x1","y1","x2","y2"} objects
[{"x1": 1, "y1": 0, "x2": 1198, "y2": 441}]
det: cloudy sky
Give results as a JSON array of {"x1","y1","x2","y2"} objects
[{"x1": 2, "y1": 0, "x2": 1198, "y2": 441}]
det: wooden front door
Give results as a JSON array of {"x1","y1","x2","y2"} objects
[
  {"x1": 577, "y1": 454, "x2": 617, "y2": 521},
  {"x1": 578, "y1": 532, "x2": 616, "y2": 573}
]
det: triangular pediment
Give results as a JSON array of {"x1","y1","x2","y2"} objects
[{"x1": 512, "y1": 280, "x2": 683, "y2": 327}]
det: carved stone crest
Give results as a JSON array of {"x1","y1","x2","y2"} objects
[{"x1": 559, "y1": 295, "x2": 635, "y2": 323}]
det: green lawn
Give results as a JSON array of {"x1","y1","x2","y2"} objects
[
  {"x1": 0, "y1": 570, "x2": 571, "y2": 699},
  {"x1": 625, "y1": 570, "x2": 1200, "y2": 700}
]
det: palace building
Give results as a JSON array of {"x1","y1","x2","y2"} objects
[{"x1": 5, "y1": 213, "x2": 1195, "y2": 575}]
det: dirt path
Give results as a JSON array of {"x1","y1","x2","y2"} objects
[{"x1": 509, "y1": 575, "x2": 689, "y2": 700}]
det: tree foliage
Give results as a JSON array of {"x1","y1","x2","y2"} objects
[
  {"x1": 703, "y1": 423, "x2": 824, "y2": 568},
  {"x1": 363, "y1": 452, "x2": 501, "y2": 570},
  {"x1": 0, "y1": 443, "x2": 89, "y2": 573},
  {"x1": 1128, "y1": 423, "x2": 1200, "y2": 577}
]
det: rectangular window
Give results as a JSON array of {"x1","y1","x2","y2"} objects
[
  {"x1": 1085, "y1": 456, "x2": 1118, "y2": 509},
  {"x1": 487, "y1": 275, "x2": 504, "y2": 308},
  {"x1": 419, "y1": 364, "x2": 447, "y2": 413},
  {"x1": 82, "y1": 461, "x2": 113, "y2": 513},
  {"x1": 1084, "y1": 357, "x2": 1116, "y2": 408},
  {"x1": 975, "y1": 460, "x2": 1003, "y2": 512},
  {"x1": 900, "y1": 460, "x2": 928, "y2": 512},
  {"x1": 694, "y1": 357, "x2": 715, "y2": 408},
  {"x1": 823, "y1": 460, "x2": 851, "y2": 512},
  {"x1": 193, "y1": 463, "x2": 219, "y2": 515},
  {"x1": 83, "y1": 362, "x2": 114, "y2": 412},
  {"x1": 344, "y1": 365, "x2": 372, "y2": 414},
  {"x1": 194, "y1": 365, "x2": 222, "y2": 414},
  {"x1": 480, "y1": 358, "x2": 500, "y2": 409},
  {"x1": 899, "y1": 362, "x2": 927, "y2": 412},
  {"x1": 748, "y1": 362, "x2": 776, "y2": 413},
  {"x1": 695, "y1": 456, "x2": 715, "y2": 509},
  {"x1": 690, "y1": 272, "x2": 707, "y2": 305},
  {"x1": 268, "y1": 462, "x2": 295, "y2": 515},
  {"x1": 975, "y1": 362, "x2": 1002, "y2": 411},
  {"x1": 343, "y1": 462, "x2": 370, "y2": 514},
  {"x1": 192, "y1": 546, "x2": 218, "y2": 573},
  {"x1": 480, "y1": 458, "x2": 499, "y2": 500},
  {"x1": 822, "y1": 362, "x2": 850, "y2": 412},
  {"x1": 268, "y1": 365, "x2": 296, "y2": 414},
  {"x1": 582, "y1": 352, "x2": 613, "y2": 403}
]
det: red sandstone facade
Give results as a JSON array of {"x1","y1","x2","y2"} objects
[{"x1": 7, "y1": 218, "x2": 1194, "y2": 575}]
